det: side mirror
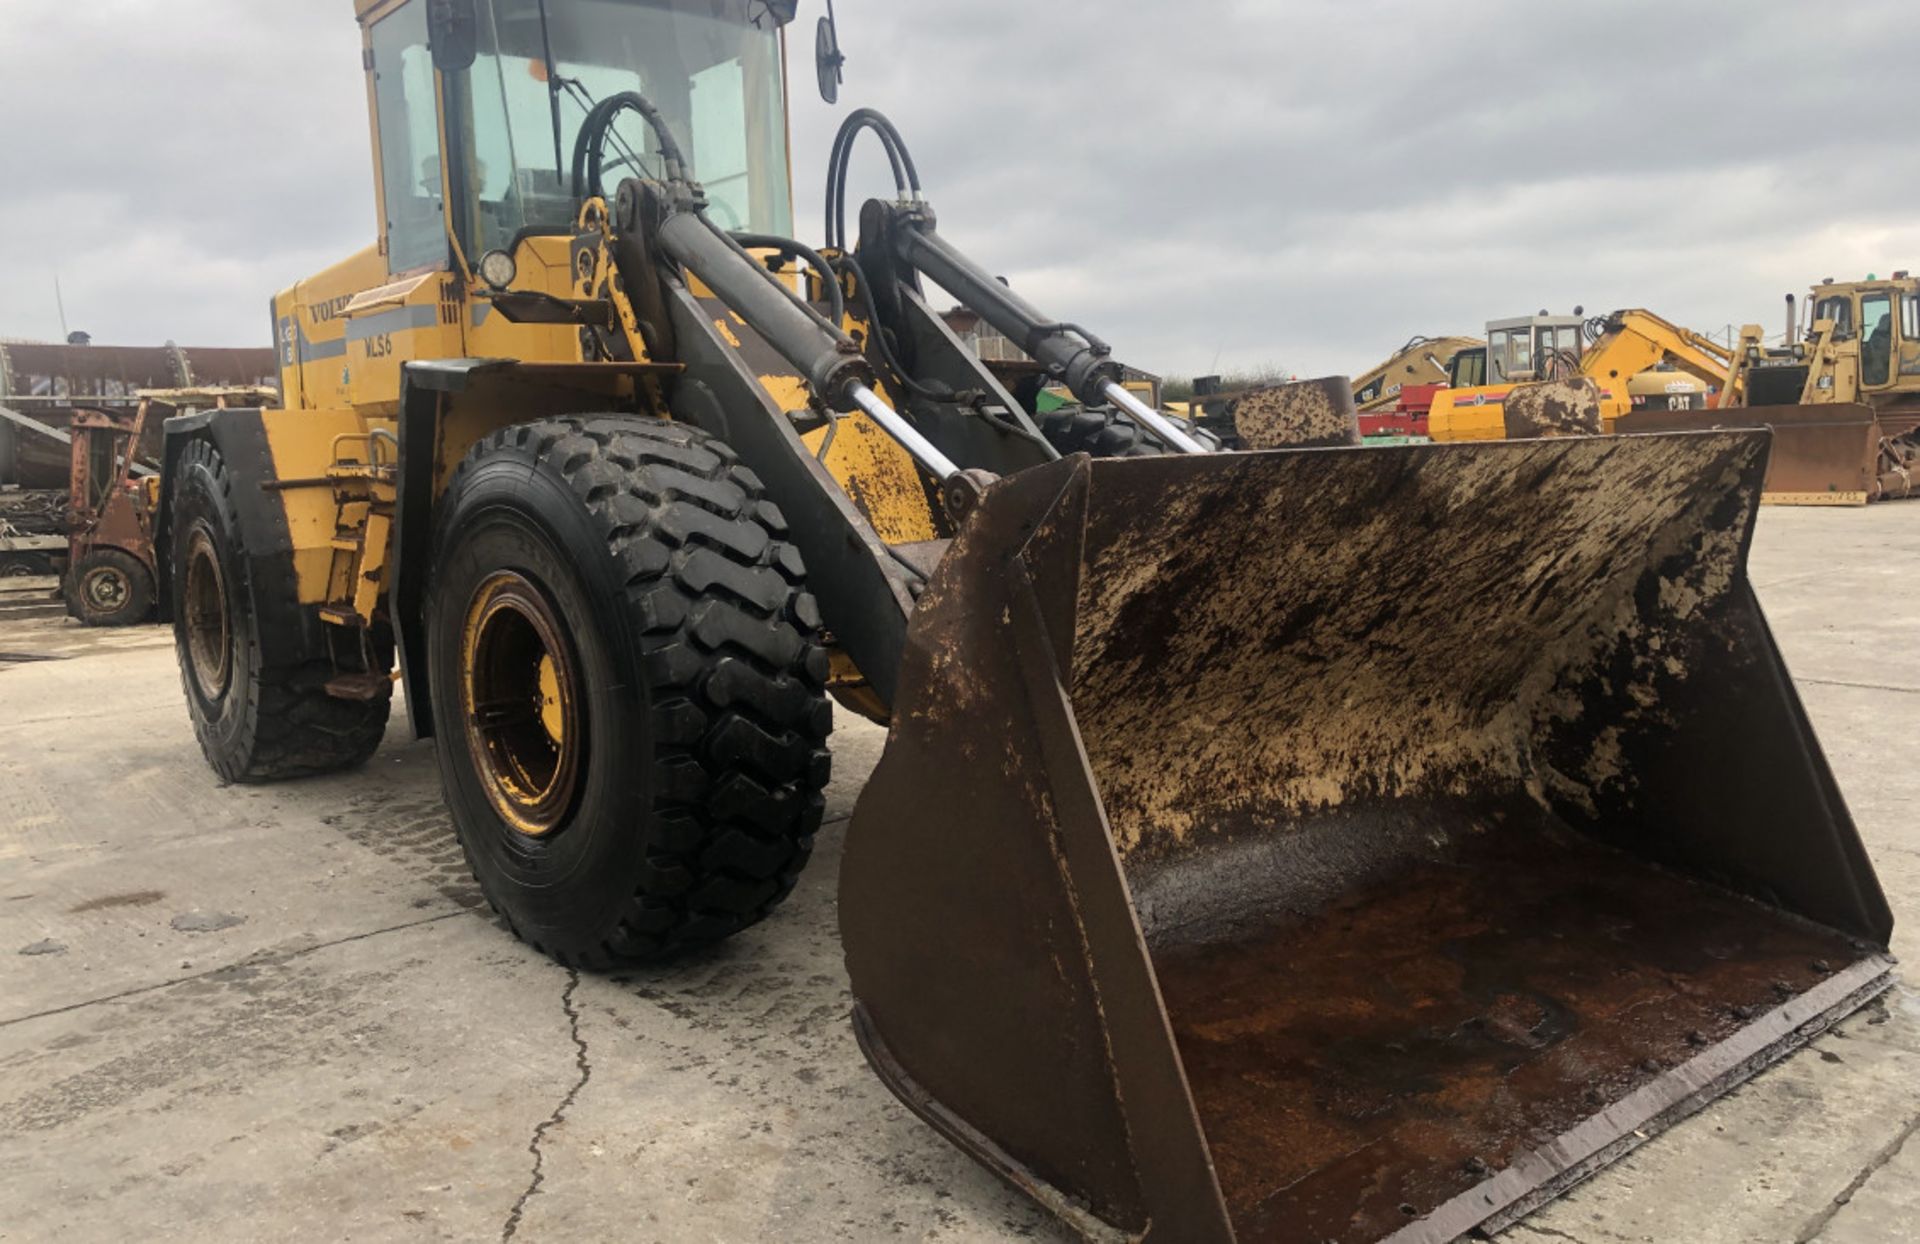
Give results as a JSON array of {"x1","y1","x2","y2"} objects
[
  {"x1": 816, "y1": 4, "x2": 845, "y2": 104},
  {"x1": 427, "y1": 0, "x2": 478, "y2": 73}
]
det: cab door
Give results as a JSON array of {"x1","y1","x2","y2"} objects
[
  {"x1": 1858, "y1": 289, "x2": 1896, "y2": 392},
  {"x1": 344, "y1": 0, "x2": 464, "y2": 413}
]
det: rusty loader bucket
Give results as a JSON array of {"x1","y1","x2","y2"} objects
[
  {"x1": 1616, "y1": 403, "x2": 1920, "y2": 504},
  {"x1": 841, "y1": 432, "x2": 1894, "y2": 1243}
]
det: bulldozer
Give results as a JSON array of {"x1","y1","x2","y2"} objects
[
  {"x1": 1617, "y1": 276, "x2": 1920, "y2": 504},
  {"x1": 155, "y1": 3, "x2": 1894, "y2": 1240}
]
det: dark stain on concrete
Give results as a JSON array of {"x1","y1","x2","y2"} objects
[{"x1": 69, "y1": 890, "x2": 166, "y2": 914}]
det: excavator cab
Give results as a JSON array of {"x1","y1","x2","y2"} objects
[{"x1": 1486, "y1": 313, "x2": 1586, "y2": 384}]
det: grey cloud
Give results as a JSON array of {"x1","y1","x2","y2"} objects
[{"x1": 2, "y1": 0, "x2": 1911, "y2": 382}]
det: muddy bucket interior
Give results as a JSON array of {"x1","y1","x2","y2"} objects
[{"x1": 842, "y1": 433, "x2": 1892, "y2": 1244}]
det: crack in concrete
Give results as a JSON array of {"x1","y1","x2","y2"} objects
[
  {"x1": 0, "y1": 909, "x2": 472, "y2": 1030},
  {"x1": 1508, "y1": 1225, "x2": 1589, "y2": 1244},
  {"x1": 1794, "y1": 1110, "x2": 1920, "y2": 1243},
  {"x1": 501, "y1": 968, "x2": 591, "y2": 1243}
]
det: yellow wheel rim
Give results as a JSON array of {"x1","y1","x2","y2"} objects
[{"x1": 460, "y1": 571, "x2": 584, "y2": 837}]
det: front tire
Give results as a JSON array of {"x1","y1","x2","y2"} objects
[
  {"x1": 169, "y1": 439, "x2": 391, "y2": 782},
  {"x1": 427, "y1": 416, "x2": 831, "y2": 967},
  {"x1": 67, "y1": 548, "x2": 154, "y2": 626}
]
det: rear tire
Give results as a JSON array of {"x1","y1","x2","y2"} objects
[
  {"x1": 67, "y1": 549, "x2": 154, "y2": 626},
  {"x1": 426, "y1": 416, "x2": 831, "y2": 967},
  {"x1": 169, "y1": 438, "x2": 391, "y2": 783}
]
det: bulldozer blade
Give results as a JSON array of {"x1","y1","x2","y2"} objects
[
  {"x1": 841, "y1": 433, "x2": 1893, "y2": 1244},
  {"x1": 1616, "y1": 403, "x2": 1918, "y2": 504}
]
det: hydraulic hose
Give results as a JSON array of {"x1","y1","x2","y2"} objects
[
  {"x1": 730, "y1": 231, "x2": 846, "y2": 328},
  {"x1": 571, "y1": 90, "x2": 688, "y2": 200},
  {"x1": 825, "y1": 109, "x2": 921, "y2": 252}
]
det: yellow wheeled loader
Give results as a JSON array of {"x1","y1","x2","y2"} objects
[{"x1": 155, "y1": 4, "x2": 1893, "y2": 1241}]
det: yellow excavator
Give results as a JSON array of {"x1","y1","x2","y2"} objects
[
  {"x1": 1429, "y1": 308, "x2": 1734, "y2": 440},
  {"x1": 153, "y1": 4, "x2": 1893, "y2": 1241},
  {"x1": 1349, "y1": 333, "x2": 1483, "y2": 411},
  {"x1": 1619, "y1": 276, "x2": 1920, "y2": 503}
]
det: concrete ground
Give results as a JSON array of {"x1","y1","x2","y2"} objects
[{"x1": 2, "y1": 506, "x2": 1916, "y2": 1244}]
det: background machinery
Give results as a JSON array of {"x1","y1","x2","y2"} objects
[
  {"x1": 1619, "y1": 275, "x2": 1920, "y2": 503},
  {"x1": 1427, "y1": 308, "x2": 1734, "y2": 440},
  {"x1": 1350, "y1": 332, "x2": 1482, "y2": 412},
  {"x1": 154, "y1": 3, "x2": 1893, "y2": 1241},
  {"x1": 64, "y1": 387, "x2": 279, "y2": 626}
]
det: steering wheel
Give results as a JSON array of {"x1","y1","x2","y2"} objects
[{"x1": 571, "y1": 91, "x2": 684, "y2": 202}]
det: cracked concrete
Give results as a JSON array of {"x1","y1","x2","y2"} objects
[
  {"x1": 1, "y1": 505, "x2": 1917, "y2": 1242},
  {"x1": 1793, "y1": 1112, "x2": 1920, "y2": 1243},
  {"x1": 500, "y1": 971, "x2": 590, "y2": 1243}
]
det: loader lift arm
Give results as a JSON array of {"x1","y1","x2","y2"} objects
[{"x1": 824, "y1": 112, "x2": 1209, "y2": 455}]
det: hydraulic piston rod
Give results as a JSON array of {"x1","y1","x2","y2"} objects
[
  {"x1": 1101, "y1": 382, "x2": 1208, "y2": 454},
  {"x1": 849, "y1": 381, "x2": 960, "y2": 480},
  {"x1": 891, "y1": 217, "x2": 1210, "y2": 455}
]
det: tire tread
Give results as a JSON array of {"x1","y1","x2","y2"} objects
[{"x1": 442, "y1": 416, "x2": 830, "y2": 966}]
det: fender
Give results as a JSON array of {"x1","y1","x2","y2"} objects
[
  {"x1": 390, "y1": 358, "x2": 677, "y2": 739},
  {"x1": 157, "y1": 409, "x2": 334, "y2": 671}
]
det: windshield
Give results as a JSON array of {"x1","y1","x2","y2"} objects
[
  {"x1": 453, "y1": 0, "x2": 791, "y2": 257},
  {"x1": 1813, "y1": 295, "x2": 1852, "y2": 336}
]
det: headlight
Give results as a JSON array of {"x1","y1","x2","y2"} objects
[{"x1": 479, "y1": 249, "x2": 518, "y2": 291}]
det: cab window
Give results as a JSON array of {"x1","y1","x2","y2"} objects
[
  {"x1": 1535, "y1": 325, "x2": 1579, "y2": 377},
  {"x1": 1902, "y1": 293, "x2": 1918, "y2": 344},
  {"x1": 452, "y1": 0, "x2": 793, "y2": 261},
  {"x1": 1861, "y1": 293, "x2": 1893, "y2": 387},
  {"x1": 370, "y1": 3, "x2": 448, "y2": 273},
  {"x1": 1813, "y1": 295, "x2": 1852, "y2": 336},
  {"x1": 1450, "y1": 349, "x2": 1486, "y2": 388}
]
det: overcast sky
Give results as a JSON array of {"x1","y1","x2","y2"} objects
[{"x1": 2, "y1": 0, "x2": 1914, "y2": 380}]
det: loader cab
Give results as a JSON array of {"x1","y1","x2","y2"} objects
[{"x1": 360, "y1": 0, "x2": 795, "y2": 283}]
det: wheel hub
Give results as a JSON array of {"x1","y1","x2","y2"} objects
[
  {"x1": 86, "y1": 566, "x2": 129, "y2": 609},
  {"x1": 182, "y1": 531, "x2": 231, "y2": 700},
  {"x1": 460, "y1": 571, "x2": 584, "y2": 837}
]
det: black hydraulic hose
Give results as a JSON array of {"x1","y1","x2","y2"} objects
[
  {"x1": 730, "y1": 231, "x2": 846, "y2": 327},
  {"x1": 832, "y1": 254, "x2": 950, "y2": 401},
  {"x1": 570, "y1": 90, "x2": 688, "y2": 200},
  {"x1": 825, "y1": 108, "x2": 920, "y2": 251},
  {"x1": 702, "y1": 215, "x2": 850, "y2": 345}
]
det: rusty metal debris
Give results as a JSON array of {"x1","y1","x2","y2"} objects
[{"x1": 0, "y1": 342, "x2": 275, "y2": 490}]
